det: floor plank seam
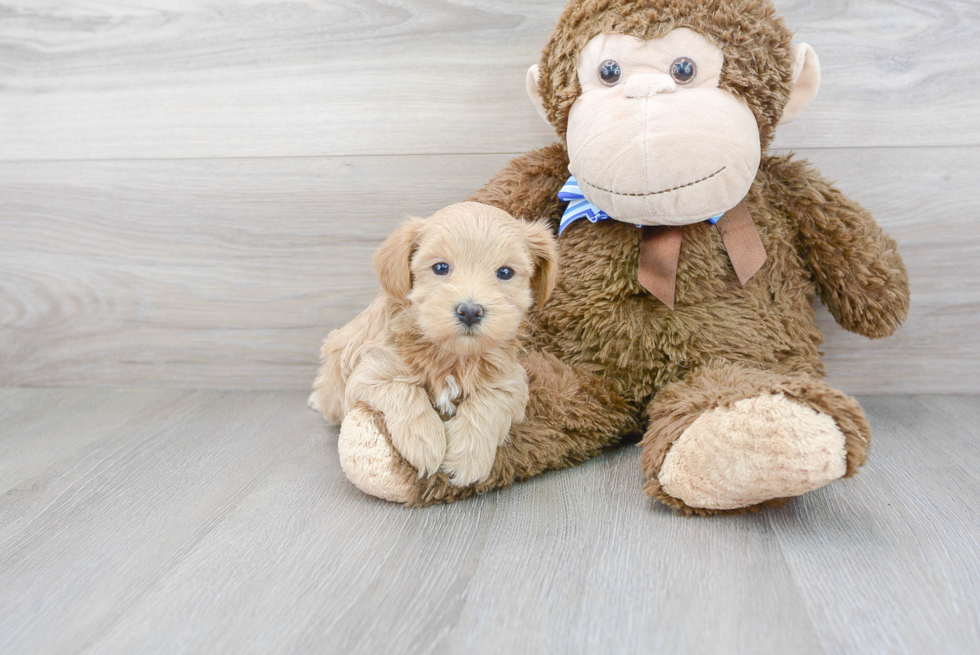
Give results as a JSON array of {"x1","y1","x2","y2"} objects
[
  {"x1": 79, "y1": 401, "x2": 318, "y2": 652},
  {"x1": 424, "y1": 502, "x2": 499, "y2": 655},
  {"x1": 766, "y1": 511, "x2": 833, "y2": 655},
  {"x1": 2, "y1": 143, "x2": 978, "y2": 167},
  {"x1": 0, "y1": 391, "x2": 202, "y2": 549}
]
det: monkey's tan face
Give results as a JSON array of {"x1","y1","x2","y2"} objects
[{"x1": 566, "y1": 28, "x2": 761, "y2": 226}]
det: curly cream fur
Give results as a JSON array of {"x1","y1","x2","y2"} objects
[{"x1": 311, "y1": 202, "x2": 557, "y2": 487}]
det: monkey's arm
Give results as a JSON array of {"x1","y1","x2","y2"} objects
[
  {"x1": 766, "y1": 156, "x2": 910, "y2": 339},
  {"x1": 467, "y1": 143, "x2": 570, "y2": 222}
]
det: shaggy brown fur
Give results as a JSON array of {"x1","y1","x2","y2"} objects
[{"x1": 398, "y1": 0, "x2": 909, "y2": 512}]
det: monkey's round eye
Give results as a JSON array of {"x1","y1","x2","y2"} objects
[
  {"x1": 598, "y1": 60, "x2": 622, "y2": 86},
  {"x1": 496, "y1": 266, "x2": 514, "y2": 281},
  {"x1": 432, "y1": 262, "x2": 450, "y2": 276},
  {"x1": 670, "y1": 57, "x2": 697, "y2": 84}
]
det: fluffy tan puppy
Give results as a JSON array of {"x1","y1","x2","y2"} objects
[{"x1": 309, "y1": 202, "x2": 559, "y2": 486}]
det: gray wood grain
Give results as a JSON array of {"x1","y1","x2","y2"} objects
[
  {"x1": 90, "y1": 450, "x2": 828, "y2": 655},
  {"x1": 0, "y1": 390, "x2": 320, "y2": 654},
  {"x1": 1, "y1": 147, "x2": 975, "y2": 392},
  {"x1": 1, "y1": 389, "x2": 978, "y2": 654},
  {"x1": 0, "y1": 0, "x2": 977, "y2": 162},
  {"x1": 441, "y1": 450, "x2": 827, "y2": 655},
  {"x1": 768, "y1": 395, "x2": 980, "y2": 655},
  {"x1": 0, "y1": 387, "x2": 184, "y2": 494}
]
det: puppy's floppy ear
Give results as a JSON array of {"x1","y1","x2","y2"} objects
[
  {"x1": 520, "y1": 219, "x2": 559, "y2": 310},
  {"x1": 373, "y1": 217, "x2": 424, "y2": 304}
]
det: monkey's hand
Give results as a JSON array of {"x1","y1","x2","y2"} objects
[{"x1": 770, "y1": 155, "x2": 910, "y2": 339}]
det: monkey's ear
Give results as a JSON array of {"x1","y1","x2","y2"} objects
[
  {"x1": 526, "y1": 65, "x2": 550, "y2": 126},
  {"x1": 373, "y1": 218, "x2": 423, "y2": 304},
  {"x1": 780, "y1": 44, "x2": 821, "y2": 125},
  {"x1": 521, "y1": 220, "x2": 559, "y2": 310}
]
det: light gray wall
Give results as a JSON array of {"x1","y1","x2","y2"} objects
[{"x1": 1, "y1": 0, "x2": 977, "y2": 393}]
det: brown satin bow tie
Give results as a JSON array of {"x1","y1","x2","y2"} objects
[{"x1": 637, "y1": 200, "x2": 767, "y2": 309}]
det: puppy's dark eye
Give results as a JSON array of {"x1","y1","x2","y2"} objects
[
  {"x1": 599, "y1": 60, "x2": 622, "y2": 86},
  {"x1": 496, "y1": 266, "x2": 514, "y2": 281},
  {"x1": 670, "y1": 57, "x2": 697, "y2": 84},
  {"x1": 432, "y1": 262, "x2": 450, "y2": 276}
]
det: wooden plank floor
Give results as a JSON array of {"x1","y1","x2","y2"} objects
[{"x1": 1, "y1": 389, "x2": 978, "y2": 654}]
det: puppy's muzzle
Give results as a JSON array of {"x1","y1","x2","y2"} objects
[{"x1": 455, "y1": 303, "x2": 484, "y2": 327}]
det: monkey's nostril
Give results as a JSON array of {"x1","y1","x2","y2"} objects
[{"x1": 456, "y1": 303, "x2": 484, "y2": 327}]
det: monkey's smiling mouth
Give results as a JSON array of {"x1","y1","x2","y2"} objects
[{"x1": 581, "y1": 166, "x2": 726, "y2": 197}]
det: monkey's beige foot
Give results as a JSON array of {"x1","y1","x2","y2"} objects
[
  {"x1": 641, "y1": 364, "x2": 871, "y2": 515},
  {"x1": 338, "y1": 406, "x2": 416, "y2": 504},
  {"x1": 657, "y1": 393, "x2": 846, "y2": 510}
]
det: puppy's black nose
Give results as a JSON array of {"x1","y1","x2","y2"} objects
[{"x1": 456, "y1": 303, "x2": 484, "y2": 327}]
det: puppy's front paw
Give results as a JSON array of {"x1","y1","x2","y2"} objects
[
  {"x1": 387, "y1": 408, "x2": 447, "y2": 479},
  {"x1": 441, "y1": 418, "x2": 497, "y2": 487}
]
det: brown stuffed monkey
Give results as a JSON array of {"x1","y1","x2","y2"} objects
[{"x1": 332, "y1": 0, "x2": 910, "y2": 515}]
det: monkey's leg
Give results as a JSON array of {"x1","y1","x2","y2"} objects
[
  {"x1": 640, "y1": 363, "x2": 870, "y2": 516},
  {"x1": 336, "y1": 351, "x2": 640, "y2": 506}
]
